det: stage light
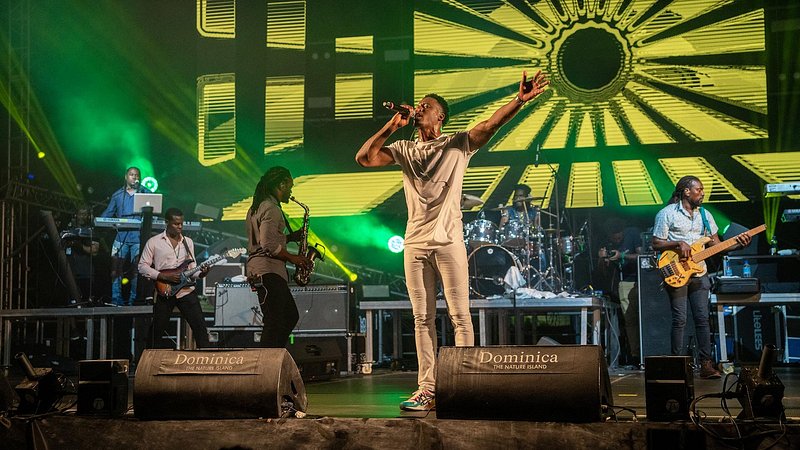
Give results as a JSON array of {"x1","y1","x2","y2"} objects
[
  {"x1": 121, "y1": 277, "x2": 130, "y2": 285},
  {"x1": 26, "y1": 172, "x2": 35, "y2": 181},
  {"x1": 37, "y1": 151, "x2": 45, "y2": 159},
  {"x1": 388, "y1": 235, "x2": 404, "y2": 253},
  {"x1": 348, "y1": 273, "x2": 358, "y2": 282},
  {"x1": 142, "y1": 176, "x2": 158, "y2": 192}
]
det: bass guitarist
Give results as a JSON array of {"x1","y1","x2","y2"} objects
[
  {"x1": 652, "y1": 175, "x2": 751, "y2": 378},
  {"x1": 138, "y1": 207, "x2": 210, "y2": 349}
]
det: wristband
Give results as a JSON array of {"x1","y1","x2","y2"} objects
[{"x1": 515, "y1": 94, "x2": 526, "y2": 105}]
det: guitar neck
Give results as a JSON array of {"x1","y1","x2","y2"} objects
[
  {"x1": 184, "y1": 255, "x2": 221, "y2": 277},
  {"x1": 692, "y1": 224, "x2": 766, "y2": 263}
]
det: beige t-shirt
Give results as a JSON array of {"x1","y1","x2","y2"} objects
[{"x1": 387, "y1": 131, "x2": 476, "y2": 249}]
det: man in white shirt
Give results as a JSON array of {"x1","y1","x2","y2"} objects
[
  {"x1": 356, "y1": 70, "x2": 549, "y2": 410},
  {"x1": 138, "y1": 207, "x2": 210, "y2": 349}
]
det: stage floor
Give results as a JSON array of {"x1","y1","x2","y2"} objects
[
  {"x1": 3, "y1": 367, "x2": 800, "y2": 449},
  {"x1": 304, "y1": 367, "x2": 800, "y2": 420}
]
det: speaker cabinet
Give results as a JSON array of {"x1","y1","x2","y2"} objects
[
  {"x1": 638, "y1": 256, "x2": 695, "y2": 361},
  {"x1": 436, "y1": 345, "x2": 612, "y2": 422},
  {"x1": 291, "y1": 285, "x2": 351, "y2": 334},
  {"x1": 287, "y1": 337, "x2": 343, "y2": 381},
  {"x1": 214, "y1": 283, "x2": 261, "y2": 327},
  {"x1": 78, "y1": 359, "x2": 129, "y2": 416},
  {"x1": 133, "y1": 348, "x2": 306, "y2": 419},
  {"x1": 645, "y1": 356, "x2": 693, "y2": 422}
]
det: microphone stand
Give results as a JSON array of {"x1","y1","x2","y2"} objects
[{"x1": 536, "y1": 145, "x2": 565, "y2": 293}]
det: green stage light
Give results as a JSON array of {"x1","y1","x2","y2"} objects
[
  {"x1": 142, "y1": 176, "x2": 158, "y2": 192},
  {"x1": 348, "y1": 273, "x2": 358, "y2": 282},
  {"x1": 387, "y1": 236, "x2": 404, "y2": 253},
  {"x1": 37, "y1": 151, "x2": 45, "y2": 159}
]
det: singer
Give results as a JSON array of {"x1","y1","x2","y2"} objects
[
  {"x1": 100, "y1": 166, "x2": 151, "y2": 306},
  {"x1": 356, "y1": 70, "x2": 549, "y2": 411}
]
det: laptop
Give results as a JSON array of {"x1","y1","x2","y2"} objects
[{"x1": 133, "y1": 193, "x2": 163, "y2": 214}]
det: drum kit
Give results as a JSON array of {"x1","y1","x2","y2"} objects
[{"x1": 461, "y1": 194, "x2": 585, "y2": 298}]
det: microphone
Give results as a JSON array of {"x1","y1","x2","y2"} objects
[
  {"x1": 534, "y1": 143, "x2": 540, "y2": 167},
  {"x1": 133, "y1": 180, "x2": 141, "y2": 192},
  {"x1": 382, "y1": 101, "x2": 413, "y2": 119}
]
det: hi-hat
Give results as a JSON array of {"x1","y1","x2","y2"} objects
[{"x1": 461, "y1": 194, "x2": 484, "y2": 209}]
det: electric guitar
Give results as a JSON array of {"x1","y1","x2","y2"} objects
[
  {"x1": 657, "y1": 224, "x2": 765, "y2": 288},
  {"x1": 154, "y1": 248, "x2": 245, "y2": 297}
]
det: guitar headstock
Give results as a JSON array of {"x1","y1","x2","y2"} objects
[{"x1": 224, "y1": 247, "x2": 246, "y2": 259}]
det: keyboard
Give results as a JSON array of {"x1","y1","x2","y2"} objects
[{"x1": 93, "y1": 217, "x2": 203, "y2": 231}]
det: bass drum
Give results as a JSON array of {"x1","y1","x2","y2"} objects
[{"x1": 467, "y1": 244, "x2": 521, "y2": 297}]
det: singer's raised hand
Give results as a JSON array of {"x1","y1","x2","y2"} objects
[{"x1": 518, "y1": 70, "x2": 549, "y2": 103}]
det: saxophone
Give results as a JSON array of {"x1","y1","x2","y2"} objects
[{"x1": 289, "y1": 196, "x2": 324, "y2": 286}]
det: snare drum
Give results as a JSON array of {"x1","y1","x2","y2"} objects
[
  {"x1": 501, "y1": 220, "x2": 528, "y2": 248},
  {"x1": 464, "y1": 219, "x2": 498, "y2": 247}
]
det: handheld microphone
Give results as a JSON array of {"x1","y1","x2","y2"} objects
[{"x1": 382, "y1": 101, "x2": 413, "y2": 119}]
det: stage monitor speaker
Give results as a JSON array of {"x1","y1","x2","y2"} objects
[
  {"x1": 436, "y1": 345, "x2": 612, "y2": 422},
  {"x1": 133, "y1": 348, "x2": 306, "y2": 420},
  {"x1": 645, "y1": 356, "x2": 693, "y2": 421},
  {"x1": 77, "y1": 359, "x2": 129, "y2": 416},
  {"x1": 638, "y1": 256, "x2": 695, "y2": 361}
]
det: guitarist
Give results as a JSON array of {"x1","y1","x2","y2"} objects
[
  {"x1": 652, "y1": 176, "x2": 751, "y2": 379},
  {"x1": 138, "y1": 207, "x2": 210, "y2": 349}
]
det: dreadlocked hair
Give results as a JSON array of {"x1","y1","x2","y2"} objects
[
  {"x1": 669, "y1": 175, "x2": 701, "y2": 204},
  {"x1": 249, "y1": 166, "x2": 292, "y2": 214}
]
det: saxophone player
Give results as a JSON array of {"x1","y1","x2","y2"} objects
[{"x1": 245, "y1": 166, "x2": 312, "y2": 348}]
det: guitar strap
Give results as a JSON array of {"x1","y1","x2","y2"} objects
[
  {"x1": 181, "y1": 238, "x2": 194, "y2": 263},
  {"x1": 699, "y1": 207, "x2": 711, "y2": 237}
]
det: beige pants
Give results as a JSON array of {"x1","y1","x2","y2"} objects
[{"x1": 404, "y1": 242, "x2": 475, "y2": 391}]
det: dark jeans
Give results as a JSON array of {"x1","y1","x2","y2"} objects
[
  {"x1": 255, "y1": 273, "x2": 299, "y2": 348},
  {"x1": 151, "y1": 290, "x2": 209, "y2": 349},
  {"x1": 667, "y1": 275, "x2": 712, "y2": 362}
]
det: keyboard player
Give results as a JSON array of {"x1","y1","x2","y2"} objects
[{"x1": 100, "y1": 167, "x2": 151, "y2": 306}]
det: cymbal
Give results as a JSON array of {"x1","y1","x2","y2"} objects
[
  {"x1": 461, "y1": 194, "x2": 484, "y2": 209},
  {"x1": 489, "y1": 204, "x2": 514, "y2": 211}
]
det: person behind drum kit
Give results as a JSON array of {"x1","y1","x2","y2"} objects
[
  {"x1": 245, "y1": 167, "x2": 312, "y2": 349},
  {"x1": 652, "y1": 175, "x2": 751, "y2": 379},
  {"x1": 596, "y1": 218, "x2": 642, "y2": 365},
  {"x1": 498, "y1": 184, "x2": 538, "y2": 229},
  {"x1": 356, "y1": 70, "x2": 550, "y2": 411},
  {"x1": 100, "y1": 166, "x2": 151, "y2": 306},
  {"x1": 138, "y1": 207, "x2": 211, "y2": 349}
]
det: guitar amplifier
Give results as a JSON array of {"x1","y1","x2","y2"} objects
[{"x1": 213, "y1": 283, "x2": 352, "y2": 334}]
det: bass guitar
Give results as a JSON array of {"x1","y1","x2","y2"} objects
[
  {"x1": 657, "y1": 224, "x2": 765, "y2": 288},
  {"x1": 154, "y1": 248, "x2": 245, "y2": 297}
]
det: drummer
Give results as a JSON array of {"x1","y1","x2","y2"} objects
[{"x1": 498, "y1": 184, "x2": 539, "y2": 229}]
